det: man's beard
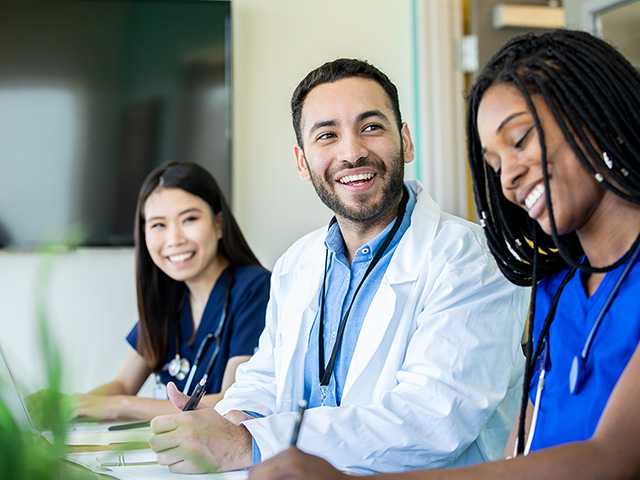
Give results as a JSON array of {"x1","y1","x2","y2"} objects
[{"x1": 306, "y1": 148, "x2": 405, "y2": 224}]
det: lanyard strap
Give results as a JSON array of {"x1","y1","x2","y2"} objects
[{"x1": 318, "y1": 188, "x2": 409, "y2": 387}]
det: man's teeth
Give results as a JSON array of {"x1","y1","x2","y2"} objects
[
  {"x1": 169, "y1": 252, "x2": 194, "y2": 263},
  {"x1": 525, "y1": 183, "x2": 545, "y2": 211},
  {"x1": 338, "y1": 172, "x2": 374, "y2": 184}
]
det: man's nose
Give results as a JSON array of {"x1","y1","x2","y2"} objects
[{"x1": 338, "y1": 133, "x2": 368, "y2": 165}]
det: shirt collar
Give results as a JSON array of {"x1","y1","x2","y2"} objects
[{"x1": 324, "y1": 186, "x2": 416, "y2": 264}]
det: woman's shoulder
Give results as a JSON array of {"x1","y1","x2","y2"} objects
[{"x1": 231, "y1": 264, "x2": 271, "y2": 291}]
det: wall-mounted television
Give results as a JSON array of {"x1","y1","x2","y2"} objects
[{"x1": 0, "y1": 0, "x2": 231, "y2": 248}]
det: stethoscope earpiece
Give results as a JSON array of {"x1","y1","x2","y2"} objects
[{"x1": 168, "y1": 355, "x2": 190, "y2": 381}]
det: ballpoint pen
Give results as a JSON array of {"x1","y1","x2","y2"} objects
[
  {"x1": 109, "y1": 377, "x2": 209, "y2": 431},
  {"x1": 182, "y1": 376, "x2": 208, "y2": 411},
  {"x1": 289, "y1": 399, "x2": 308, "y2": 446}
]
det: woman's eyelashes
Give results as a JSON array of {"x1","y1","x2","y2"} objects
[
  {"x1": 183, "y1": 215, "x2": 199, "y2": 224},
  {"x1": 514, "y1": 126, "x2": 534, "y2": 149},
  {"x1": 148, "y1": 221, "x2": 165, "y2": 230}
]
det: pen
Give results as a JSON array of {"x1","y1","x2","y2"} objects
[
  {"x1": 182, "y1": 376, "x2": 208, "y2": 411},
  {"x1": 289, "y1": 400, "x2": 307, "y2": 446},
  {"x1": 108, "y1": 420, "x2": 150, "y2": 431},
  {"x1": 108, "y1": 376, "x2": 208, "y2": 431}
]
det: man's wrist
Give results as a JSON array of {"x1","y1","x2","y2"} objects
[
  {"x1": 217, "y1": 422, "x2": 253, "y2": 470},
  {"x1": 224, "y1": 409, "x2": 252, "y2": 425}
]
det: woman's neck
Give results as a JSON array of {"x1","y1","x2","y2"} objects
[
  {"x1": 186, "y1": 255, "x2": 230, "y2": 328},
  {"x1": 577, "y1": 192, "x2": 640, "y2": 269}
]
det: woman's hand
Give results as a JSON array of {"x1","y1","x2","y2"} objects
[
  {"x1": 73, "y1": 393, "x2": 124, "y2": 420},
  {"x1": 249, "y1": 448, "x2": 350, "y2": 480}
]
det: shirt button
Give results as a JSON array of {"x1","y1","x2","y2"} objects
[{"x1": 361, "y1": 247, "x2": 370, "y2": 255}]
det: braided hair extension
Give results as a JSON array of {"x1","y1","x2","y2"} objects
[{"x1": 466, "y1": 30, "x2": 640, "y2": 454}]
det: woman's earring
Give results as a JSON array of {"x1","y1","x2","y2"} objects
[{"x1": 602, "y1": 151, "x2": 613, "y2": 169}]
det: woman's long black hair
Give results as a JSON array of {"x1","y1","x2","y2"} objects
[
  {"x1": 134, "y1": 162, "x2": 262, "y2": 370},
  {"x1": 466, "y1": 30, "x2": 640, "y2": 454}
]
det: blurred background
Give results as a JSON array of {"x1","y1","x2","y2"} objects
[{"x1": 1, "y1": 0, "x2": 638, "y2": 394}]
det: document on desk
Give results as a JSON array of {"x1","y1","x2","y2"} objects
[
  {"x1": 106, "y1": 464, "x2": 247, "y2": 479},
  {"x1": 65, "y1": 421, "x2": 151, "y2": 445},
  {"x1": 66, "y1": 450, "x2": 247, "y2": 479}
]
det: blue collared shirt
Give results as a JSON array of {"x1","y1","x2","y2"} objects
[
  {"x1": 302, "y1": 186, "x2": 416, "y2": 407},
  {"x1": 251, "y1": 186, "x2": 416, "y2": 463}
]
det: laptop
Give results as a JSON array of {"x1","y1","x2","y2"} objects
[
  {"x1": 0, "y1": 343, "x2": 35, "y2": 430},
  {"x1": 0, "y1": 342, "x2": 150, "y2": 445}
]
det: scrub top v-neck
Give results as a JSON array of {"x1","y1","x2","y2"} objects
[
  {"x1": 127, "y1": 264, "x2": 271, "y2": 394},
  {"x1": 529, "y1": 250, "x2": 640, "y2": 451}
]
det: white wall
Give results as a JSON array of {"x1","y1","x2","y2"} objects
[
  {"x1": 0, "y1": 249, "x2": 139, "y2": 393},
  {"x1": 2, "y1": 0, "x2": 463, "y2": 395},
  {"x1": 231, "y1": 0, "x2": 415, "y2": 268}
]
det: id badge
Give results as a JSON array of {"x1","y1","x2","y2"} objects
[{"x1": 319, "y1": 385, "x2": 329, "y2": 407}]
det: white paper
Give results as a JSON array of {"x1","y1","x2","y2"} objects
[
  {"x1": 66, "y1": 451, "x2": 247, "y2": 479},
  {"x1": 106, "y1": 465, "x2": 247, "y2": 480},
  {"x1": 65, "y1": 426, "x2": 151, "y2": 446}
]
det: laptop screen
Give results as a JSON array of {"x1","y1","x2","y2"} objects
[{"x1": 0, "y1": 343, "x2": 34, "y2": 429}]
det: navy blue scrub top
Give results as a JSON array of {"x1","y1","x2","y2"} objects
[
  {"x1": 529, "y1": 250, "x2": 640, "y2": 451},
  {"x1": 127, "y1": 264, "x2": 270, "y2": 394}
]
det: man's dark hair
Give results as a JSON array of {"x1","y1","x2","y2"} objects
[{"x1": 291, "y1": 58, "x2": 402, "y2": 147}]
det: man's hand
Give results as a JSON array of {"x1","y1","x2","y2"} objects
[
  {"x1": 249, "y1": 448, "x2": 350, "y2": 480},
  {"x1": 149, "y1": 387, "x2": 252, "y2": 473}
]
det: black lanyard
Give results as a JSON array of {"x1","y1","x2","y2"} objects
[{"x1": 318, "y1": 188, "x2": 409, "y2": 388}]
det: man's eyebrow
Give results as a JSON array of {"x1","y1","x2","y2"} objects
[
  {"x1": 308, "y1": 119, "x2": 337, "y2": 137},
  {"x1": 357, "y1": 109, "x2": 390, "y2": 123},
  {"x1": 496, "y1": 111, "x2": 527, "y2": 133}
]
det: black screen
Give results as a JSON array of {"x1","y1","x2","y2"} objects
[{"x1": 0, "y1": 0, "x2": 231, "y2": 248}]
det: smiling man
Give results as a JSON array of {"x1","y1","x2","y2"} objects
[{"x1": 149, "y1": 59, "x2": 528, "y2": 474}]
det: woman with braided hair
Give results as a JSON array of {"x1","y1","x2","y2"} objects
[{"x1": 248, "y1": 29, "x2": 640, "y2": 480}]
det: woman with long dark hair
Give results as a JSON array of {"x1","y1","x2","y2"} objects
[
  {"x1": 249, "y1": 30, "x2": 640, "y2": 479},
  {"x1": 75, "y1": 162, "x2": 270, "y2": 420}
]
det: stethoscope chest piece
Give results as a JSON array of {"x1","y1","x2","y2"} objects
[
  {"x1": 168, "y1": 355, "x2": 190, "y2": 381},
  {"x1": 569, "y1": 354, "x2": 584, "y2": 395}
]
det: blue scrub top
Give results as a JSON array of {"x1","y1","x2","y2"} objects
[
  {"x1": 529, "y1": 249, "x2": 640, "y2": 451},
  {"x1": 127, "y1": 264, "x2": 270, "y2": 394}
]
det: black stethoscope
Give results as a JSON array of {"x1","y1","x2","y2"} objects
[
  {"x1": 165, "y1": 269, "x2": 235, "y2": 395},
  {"x1": 524, "y1": 237, "x2": 640, "y2": 454},
  {"x1": 317, "y1": 187, "x2": 408, "y2": 405}
]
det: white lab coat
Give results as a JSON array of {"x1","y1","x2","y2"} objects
[{"x1": 216, "y1": 181, "x2": 528, "y2": 474}]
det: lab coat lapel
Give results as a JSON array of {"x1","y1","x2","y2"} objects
[
  {"x1": 342, "y1": 280, "x2": 398, "y2": 397},
  {"x1": 276, "y1": 234, "x2": 325, "y2": 400},
  {"x1": 342, "y1": 182, "x2": 439, "y2": 399}
]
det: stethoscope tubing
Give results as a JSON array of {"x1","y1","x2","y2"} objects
[
  {"x1": 524, "y1": 237, "x2": 640, "y2": 454},
  {"x1": 172, "y1": 269, "x2": 235, "y2": 395}
]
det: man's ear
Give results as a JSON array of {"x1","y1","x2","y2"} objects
[
  {"x1": 400, "y1": 123, "x2": 415, "y2": 165},
  {"x1": 294, "y1": 144, "x2": 311, "y2": 180}
]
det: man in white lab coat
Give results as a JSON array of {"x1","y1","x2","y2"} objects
[{"x1": 149, "y1": 59, "x2": 528, "y2": 474}]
